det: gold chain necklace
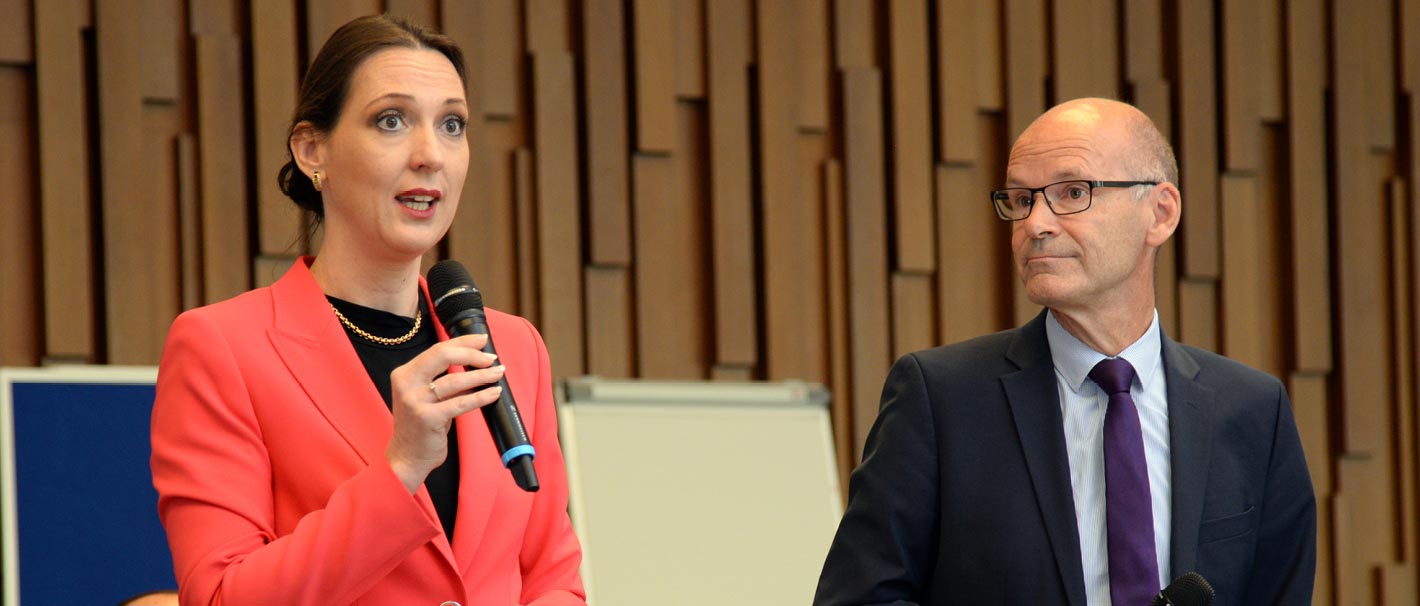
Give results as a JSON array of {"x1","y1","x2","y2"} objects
[{"x1": 331, "y1": 304, "x2": 422, "y2": 346}]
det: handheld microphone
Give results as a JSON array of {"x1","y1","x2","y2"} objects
[
  {"x1": 427, "y1": 260, "x2": 539, "y2": 492},
  {"x1": 1150, "y1": 572, "x2": 1215, "y2": 606}
]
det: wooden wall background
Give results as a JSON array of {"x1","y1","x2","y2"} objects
[{"x1": 0, "y1": 0, "x2": 1416, "y2": 603}]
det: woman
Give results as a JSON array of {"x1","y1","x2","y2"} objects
[{"x1": 150, "y1": 15, "x2": 585, "y2": 605}]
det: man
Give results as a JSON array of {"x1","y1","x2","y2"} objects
[{"x1": 814, "y1": 98, "x2": 1315, "y2": 605}]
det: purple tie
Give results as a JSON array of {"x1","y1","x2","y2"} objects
[{"x1": 1089, "y1": 357, "x2": 1159, "y2": 606}]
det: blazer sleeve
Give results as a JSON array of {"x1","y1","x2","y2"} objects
[
  {"x1": 513, "y1": 316, "x2": 587, "y2": 605},
  {"x1": 813, "y1": 353, "x2": 939, "y2": 606},
  {"x1": 1242, "y1": 383, "x2": 1317, "y2": 604},
  {"x1": 151, "y1": 310, "x2": 443, "y2": 606}
]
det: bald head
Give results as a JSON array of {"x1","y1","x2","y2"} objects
[{"x1": 1013, "y1": 98, "x2": 1178, "y2": 186}]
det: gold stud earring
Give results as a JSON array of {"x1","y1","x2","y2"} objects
[{"x1": 312, "y1": 171, "x2": 323, "y2": 192}]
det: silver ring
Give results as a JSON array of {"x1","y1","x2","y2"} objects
[{"x1": 428, "y1": 381, "x2": 441, "y2": 400}]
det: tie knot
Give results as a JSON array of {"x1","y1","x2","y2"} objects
[{"x1": 1089, "y1": 357, "x2": 1137, "y2": 395}]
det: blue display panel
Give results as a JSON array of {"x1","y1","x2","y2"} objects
[{"x1": 1, "y1": 367, "x2": 175, "y2": 605}]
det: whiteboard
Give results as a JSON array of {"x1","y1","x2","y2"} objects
[{"x1": 558, "y1": 378, "x2": 842, "y2": 606}]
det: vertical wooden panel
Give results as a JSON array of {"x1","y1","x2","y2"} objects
[
  {"x1": 477, "y1": 0, "x2": 521, "y2": 119},
  {"x1": 1334, "y1": 0, "x2": 1393, "y2": 457},
  {"x1": 1219, "y1": 173, "x2": 1264, "y2": 368},
  {"x1": 190, "y1": 0, "x2": 237, "y2": 34},
  {"x1": 196, "y1": 34, "x2": 251, "y2": 306},
  {"x1": 584, "y1": 266, "x2": 634, "y2": 378},
  {"x1": 36, "y1": 0, "x2": 95, "y2": 361},
  {"x1": 891, "y1": 273, "x2": 935, "y2": 358},
  {"x1": 0, "y1": 0, "x2": 32, "y2": 63},
  {"x1": 1287, "y1": 0, "x2": 1332, "y2": 373},
  {"x1": 937, "y1": 0, "x2": 979, "y2": 163},
  {"x1": 1406, "y1": 0, "x2": 1420, "y2": 90},
  {"x1": 798, "y1": 132, "x2": 831, "y2": 383},
  {"x1": 674, "y1": 0, "x2": 705, "y2": 99},
  {"x1": 1050, "y1": 0, "x2": 1118, "y2": 101},
  {"x1": 1221, "y1": 0, "x2": 1261, "y2": 172},
  {"x1": 633, "y1": 147, "x2": 708, "y2": 379},
  {"x1": 798, "y1": 0, "x2": 830, "y2": 130},
  {"x1": 824, "y1": 159, "x2": 854, "y2": 489},
  {"x1": 888, "y1": 0, "x2": 935, "y2": 273},
  {"x1": 451, "y1": 122, "x2": 523, "y2": 315},
  {"x1": 936, "y1": 164, "x2": 1003, "y2": 345},
  {"x1": 533, "y1": 52, "x2": 584, "y2": 374},
  {"x1": 843, "y1": 67, "x2": 892, "y2": 460},
  {"x1": 0, "y1": 67, "x2": 39, "y2": 365},
  {"x1": 1364, "y1": 0, "x2": 1395, "y2": 151},
  {"x1": 1177, "y1": 278, "x2": 1217, "y2": 352},
  {"x1": 707, "y1": 0, "x2": 758, "y2": 369},
  {"x1": 514, "y1": 147, "x2": 538, "y2": 323},
  {"x1": 833, "y1": 0, "x2": 873, "y2": 69},
  {"x1": 1256, "y1": 0, "x2": 1284, "y2": 121},
  {"x1": 1003, "y1": 0, "x2": 1045, "y2": 139},
  {"x1": 1336, "y1": 457, "x2": 1392, "y2": 604},
  {"x1": 967, "y1": 0, "x2": 1002, "y2": 110},
  {"x1": 583, "y1": 0, "x2": 632, "y2": 265},
  {"x1": 252, "y1": 0, "x2": 303, "y2": 256},
  {"x1": 759, "y1": 0, "x2": 807, "y2": 380},
  {"x1": 100, "y1": 0, "x2": 160, "y2": 363},
  {"x1": 142, "y1": 101, "x2": 184, "y2": 346},
  {"x1": 305, "y1": 0, "x2": 378, "y2": 58},
  {"x1": 1176, "y1": 0, "x2": 1220, "y2": 279},
  {"x1": 1123, "y1": 0, "x2": 1163, "y2": 82},
  {"x1": 177, "y1": 135, "x2": 201, "y2": 310},
  {"x1": 526, "y1": 0, "x2": 570, "y2": 53},
  {"x1": 140, "y1": 0, "x2": 180, "y2": 101},
  {"x1": 1391, "y1": 179, "x2": 1418, "y2": 570},
  {"x1": 633, "y1": 0, "x2": 675, "y2": 153},
  {"x1": 1290, "y1": 372, "x2": 1334, "y2": 604}
]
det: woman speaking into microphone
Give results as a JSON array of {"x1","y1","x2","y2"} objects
[{"x1": 149, "y1": 14, "x2": 584, "y2": 605}]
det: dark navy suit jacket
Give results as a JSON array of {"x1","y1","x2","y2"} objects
[{"x1": 815, "y1": 311, "x2": 1316, "y2": 605}]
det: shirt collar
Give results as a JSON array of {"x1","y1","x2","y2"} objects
[{"x1": 1045, "y1": 308, "x2": 1162, "y2": 394}]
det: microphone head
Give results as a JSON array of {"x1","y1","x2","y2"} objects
[
  {"x1": 427, "y1": 260, "x2": 485, "y2": 326},
  {"x1": 1160, "y1": 572, "x2": 1215, "y2": 606}
]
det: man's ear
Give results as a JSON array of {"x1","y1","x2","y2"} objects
[
  {"x1": 289, "y1": 121, "x2": 325, "y2": 178},
  {"x1": 1145, "y1": 182, "x2": 1181, "y2": 248}
]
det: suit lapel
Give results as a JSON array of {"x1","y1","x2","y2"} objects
[
  {"x1": 1161, "y1": 336, "x2": 1213, "y2": 577},
  {"x1": 265, "y1": 260, "x2": 462, "y2": 567},
  {"x1": 266, "y1": 258, "x2": 391, "y2": 467},
  {"x1": 1001, "y1": 312, "x2": 1087, "y2": 606}
]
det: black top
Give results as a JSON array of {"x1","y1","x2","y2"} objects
[{"x1": 328, "y1": 294, "x2": 458, "y2": 542}]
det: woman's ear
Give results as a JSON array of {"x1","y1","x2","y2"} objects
[{"x1": 289, "y1": 121, "x2": 325, "y2": 178}]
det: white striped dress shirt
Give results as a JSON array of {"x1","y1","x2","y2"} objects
[{"x1": 1045, "y1": 309, "x2": 1171, "y2": 606}]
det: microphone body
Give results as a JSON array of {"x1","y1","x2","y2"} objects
[
  {"x1": 428, "y1": 261, "x2": 539, "y2": 492},
  {"x1": 1150, "y1": 572, "x2": 1215, "y2": 606}
]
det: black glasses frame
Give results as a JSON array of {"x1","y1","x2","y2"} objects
[{"x1": 989, "y1": 180, "x2": 1159, "y2": 221}]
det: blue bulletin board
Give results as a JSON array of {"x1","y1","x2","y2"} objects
[{"x1": 1, "y1": 366, "x2": 175, "y2": 606}]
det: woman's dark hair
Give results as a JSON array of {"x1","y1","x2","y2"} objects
[{"x1": 277, "y1": 14, "x2": 467, "y2": 218}]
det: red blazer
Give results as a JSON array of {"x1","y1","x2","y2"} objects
[{"x1": 151, "y1": 258, "x2": 585, "y2": 605}]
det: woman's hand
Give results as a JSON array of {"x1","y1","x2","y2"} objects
[{"x1": 386, "y1": 333, "x2": 505, "y2": 493}]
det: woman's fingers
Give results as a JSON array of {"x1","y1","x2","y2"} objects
[{"x1": 428, "y1": 365, "x2": 506, "y2": 402}]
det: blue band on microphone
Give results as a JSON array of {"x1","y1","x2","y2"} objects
[{"x1": 501, "y1": 444, "x2": 536, "y2": 467}]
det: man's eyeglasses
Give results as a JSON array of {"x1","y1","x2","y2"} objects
[{"x1": 989, "y1": 180, "x2": 1159, "y2": 221}]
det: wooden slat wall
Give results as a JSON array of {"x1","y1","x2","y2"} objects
[{"x1": 1, "y1": 2, "x2": 1417, "y2": 601}]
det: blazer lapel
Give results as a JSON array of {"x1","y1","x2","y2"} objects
[
  {"x1": 265, "y1": 261, "x2": 461, "y2": 563},
  {"x1": 1161, "y1": 336, "x2": 1214, "y2": 577},
  {"x1": 266, "y1": 258, "x2": 391, "y2": 467},
  {"x1": 1001, "y1": 312, "x2": 1088, "y2": 606}
]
